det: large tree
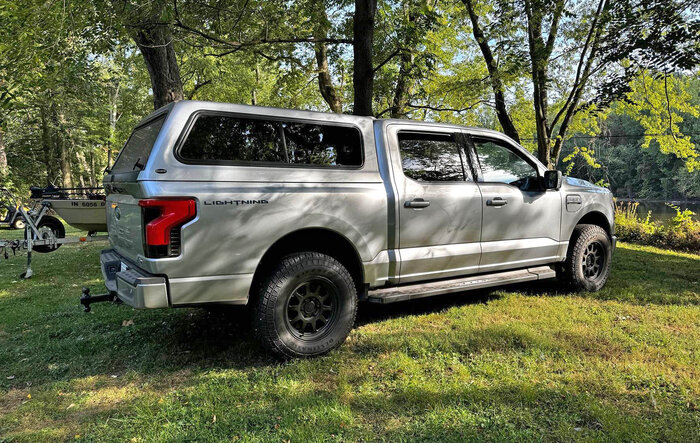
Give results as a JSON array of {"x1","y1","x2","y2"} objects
[
  {"x1": 460, "y1": 0, "x2": 700, "y2": 168},
  {"x1": 109, "y1": 1, "x2": 184, "y2": 110}
]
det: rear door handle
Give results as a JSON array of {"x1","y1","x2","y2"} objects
[
  {"x1": 404, "y1": 198, "x2": 430, "y2": 209},
  {"x1": 486, "y1": 197, "x2": 508, "y2": 207}
]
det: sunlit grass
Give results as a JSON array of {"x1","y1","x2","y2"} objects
[{"x1": 0, "y1": 238, "x2": 698, "y2": 441}]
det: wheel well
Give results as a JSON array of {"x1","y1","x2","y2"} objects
[
  {"x1": 576, "y1": 211, "x2": 611, "y2": 238},
  {"x1": 250, "y1": 228, "x2": 365, "y2": 299}
]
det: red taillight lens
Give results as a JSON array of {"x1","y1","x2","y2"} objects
[{"x1": 138, "y1": 199, "x2": 196, "y2": 255}]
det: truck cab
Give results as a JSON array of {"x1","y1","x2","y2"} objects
[{"x1": 94, "y1": 100, "x2": 615, "y2": 358}]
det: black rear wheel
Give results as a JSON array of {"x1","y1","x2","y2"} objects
[{"x1": 251, "y1": 252, "x2": 357, "y2": 359}]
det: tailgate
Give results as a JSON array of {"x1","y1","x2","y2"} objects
[{"x1": 106, "y1": 190, "x2": 145, "y2": 263}]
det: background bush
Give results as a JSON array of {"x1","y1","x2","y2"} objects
[{"x1": 615, "y1": 201, "x2": 700, "y2": 253}]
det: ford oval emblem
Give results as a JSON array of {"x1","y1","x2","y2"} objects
[{"x1": 114, "y1": 207, "x2": 121, "y2": 220}]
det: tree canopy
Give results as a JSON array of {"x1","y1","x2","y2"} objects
[{"x1": 0, "y1": 0, "x2": 698, "y2": 200}]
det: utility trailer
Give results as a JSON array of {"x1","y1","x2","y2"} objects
[{"x1": 0, "y1": 187, "x2": 107, "y2": 279}]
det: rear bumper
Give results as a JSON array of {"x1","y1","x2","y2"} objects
[{"x1": 101, "y1": 249, "x2": 169, "y2": 309}]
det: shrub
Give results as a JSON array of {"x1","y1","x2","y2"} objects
[{"x1": 614, "y1": 201, "x2": 700, "y2": 253}]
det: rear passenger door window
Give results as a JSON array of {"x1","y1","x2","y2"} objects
[
  {"x1": 178, "y1": 114, "x2": 362, "y2": 167},
  {"x1": 398, "y1": 132, "x2": 469, "y2": 182}
]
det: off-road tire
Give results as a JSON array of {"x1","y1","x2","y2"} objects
[
  {"x1": 559, "y1": 224, "x2": 611, "y2": 291},
  {"x1": 251, "y1": 252, "x2": 357, "y2": 359},
  {"x1": 26, "y1": 215, "x2": 65, "y2": 253}
]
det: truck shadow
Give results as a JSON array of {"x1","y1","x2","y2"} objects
[
  {"x1": 356, "y1": 290, "x2": 499, "y2": 327},
  {"x1": 151, "y1": 244, "x2": 699, "y2": 369},
  {"x1": 1, "y1": 244, "x2": 696, "y2": 396}
]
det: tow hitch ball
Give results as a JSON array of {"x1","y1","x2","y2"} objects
[{"x1": 80, "y1": 287, "x2": 119, "y2": 312}]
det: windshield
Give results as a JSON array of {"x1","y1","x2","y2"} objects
[{"x1": 111, "y1": 115, "x2": 166, "y2": 173}]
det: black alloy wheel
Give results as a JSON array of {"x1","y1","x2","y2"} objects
[
  {"x1": 582, "y1": 241, "x2": 606, "y2": 281},
  {"x1": 285, "y1": 278, "x2": 339, "y2": 339}
]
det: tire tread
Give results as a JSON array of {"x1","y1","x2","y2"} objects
[
  {"x1": 251, "y1": 252, "x2": 357, "y2": 359},
  {"x1": 562, "y1": 224, "x2": 611, "y2": 291}
]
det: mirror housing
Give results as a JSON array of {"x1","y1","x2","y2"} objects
[{"x1": 543, "y1": 170, "x2": 563, "y2": 190}]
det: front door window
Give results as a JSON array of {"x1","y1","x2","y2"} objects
[{"x1": 472, "y1": 139, "x2": 538, "y2": 190}]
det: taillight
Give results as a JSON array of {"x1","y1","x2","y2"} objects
[{"x1": 139, "y1": 198, "x2": 196, "y2": 258}]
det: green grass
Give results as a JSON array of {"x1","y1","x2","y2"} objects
[{"x1": 0, "y1": 232, "x2": 698, "y2": 442}]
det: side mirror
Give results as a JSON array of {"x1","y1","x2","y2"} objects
[{"x1": 543, "y1": 170, "x2": 563, "y2": 190}]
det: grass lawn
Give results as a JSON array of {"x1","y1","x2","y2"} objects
[{"x1": 0, "y1": 229, "x2": 698, "y2": 442}]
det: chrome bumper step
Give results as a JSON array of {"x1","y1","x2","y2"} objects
[{"x1": 367, "y1": 266, "x2": 556, "y2": 304}]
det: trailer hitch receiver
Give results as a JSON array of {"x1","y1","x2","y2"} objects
[{"x1": 80, "y1": 287, "x2": 120, "y2": 312}]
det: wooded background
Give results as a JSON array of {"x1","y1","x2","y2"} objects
[{"x1": 0, "y1": 0, "x2": 698, "y2": 200}]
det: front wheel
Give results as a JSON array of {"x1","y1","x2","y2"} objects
[
  {"x1": 558, "y1": 224, "x2": 612, "y2": 291},
  {"x1": 251, "y1": 252, "x2": 358, "y2": 359}
]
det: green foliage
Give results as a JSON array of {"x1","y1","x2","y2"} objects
[
  {"x1": 562, "y1": 146, "x2": 602, "y2": 175},
  {"x1": 559, "y1": 73, "x2": 700, "y2": 201},
  {"x1": 0, "y1": 0, "x2": 698, "y2": 204},
  {"x1": 617, "y1": 73, "x2": 700, "y2": 171},
  {"x1": 614, "y1": 201, "x2": 700, "y2": 253}
]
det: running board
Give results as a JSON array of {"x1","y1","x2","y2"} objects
[{"x1": 367, "y1": 266, "x2": 556, "y2": 304}]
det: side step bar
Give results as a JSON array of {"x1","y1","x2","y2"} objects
[{"x1": 367, "y1": 266, "x2": 556, "y2": 304}]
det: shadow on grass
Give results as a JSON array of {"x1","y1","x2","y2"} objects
[
  {"x1": 356, "y1": 289, "x2": 500, "y2": 327},
  {"x1": 511, "y1": 244, "x2": 700, "y2": 305},
  {"x1": 0, "y1": 291, "x2": 506, "y2": 392},
  {"x1": 9, "y1": 363, "x2": 690, "y2": 442},
  {"x1": 1, "y1": 243, "x2": 697, "y2": 394},
  {"x1": 2, "y1": 246, "x2": 699, "y2": 441}
]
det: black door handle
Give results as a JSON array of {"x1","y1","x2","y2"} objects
[
  {"x1": 486, "y1": 197, "x2": 508, "y2": 207},
  {"x1": 404, "y1": 198, "x2": 430, "y2": 209}
]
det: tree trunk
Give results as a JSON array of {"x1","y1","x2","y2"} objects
[
  {"x1": 0, "y1": 125, "x2": 7, "y2": 179},
  {"x1": 315, "y1": 42, "x2": 343, "y2": 113},
  {"x1": 89, "y1": 152, "x2": 97, "y2": 187},
  {"x1": 76, "y1": 151, "x2": 90, "y2": 188},
  {"x1": 312, "y1": 4, "x2": 343, "y2": 113},
  {"x1": 107, "y1": 82, "x2": 120, "y2": 171},
  {"x1": 40, "y1": 107, "x2": 58, "y2": 185},
  {"x1": 251, "y1": 63, "x2": 259, "y2": 106},
  {"x1": 461, "y1": 0, "x2": 520, "y2": 143},
  {"x1": 57, "y1": 133, "x2": 72, "y2": 189},
  {"x1": 524, "y1": 0, "x2": 553, "y2": 168},
  {"x1": 390, "y1": 52, "x2": 414, "y2": 118},
  {"x1": 132, "y1": 26, "x2": 184, "y2": 110},
  {"x1": 353, "y1": 0, "x2": 378, "y2": 116},
  {"x1": 52, "y1": 108, "x2": 72, "y2": 189},
  {"x1": 530, "y1": 61, "x2": 551, "y2": 167}
]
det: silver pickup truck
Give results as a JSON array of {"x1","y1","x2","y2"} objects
[{"x1": 90, "y1": 100, "x2": 615, "y2": 358}]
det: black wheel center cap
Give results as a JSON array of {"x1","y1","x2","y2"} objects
[{"x1": 302, "y1": 299, "x2": 318, "y2": 316}]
